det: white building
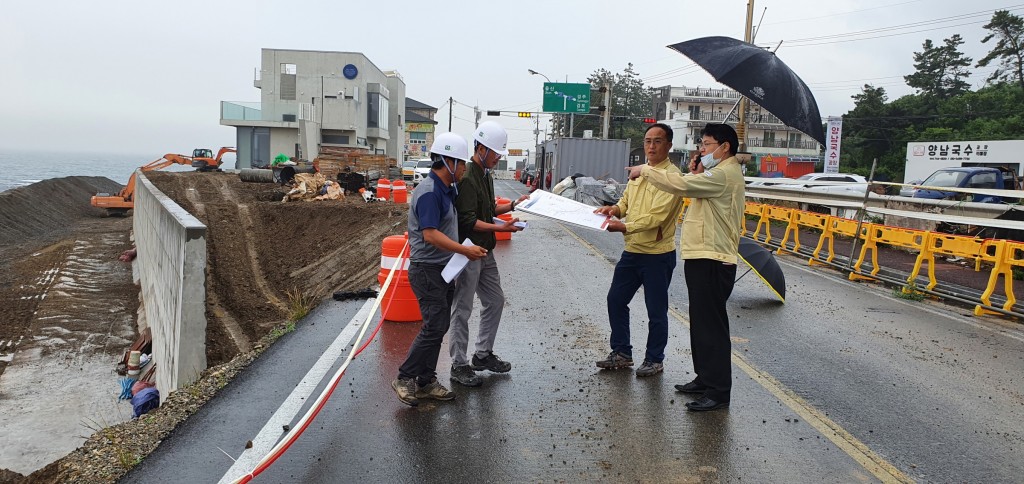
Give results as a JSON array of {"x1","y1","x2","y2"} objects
[
  {"x1": 221, "y1": 48, "x2": 406, "y2": 168},
  {"x1": 651, "y1": 85, "x2": 820, "y2": 167},
  {"x1": 404, "y1": 98, "x2": 438, "y2": 161},
  {"x1": 904, "y1": 140, "x2": 1024, "y2": 183}
]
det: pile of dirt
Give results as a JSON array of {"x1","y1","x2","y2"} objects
[
  {"x1": 144, "y1": 171, "x2": 407, "y2": 366},
  {"x1": 0, "y1": 177, "x2": 120, "y2": 257}
]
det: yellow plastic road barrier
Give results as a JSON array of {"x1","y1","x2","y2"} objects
[
  {"x1": 787, "y1": 210, "x2": 829, "y2": 256},
  {"x1": 741, "y1": 201, "x2": 763, "y2": 237},
  {"x1": 852, "y1": 225, "x2": 927, "y2": 280},
  {"x1": 755, "y1": 205, "x2": 794, "y2": 247},
  {"x1": 811, "y1": 216, "x2": 869, "y2": 266},
  {"x1": 909, "y1": 233, "x2": 987, "y2": 291},
  {"x1": 977, "y1": 239, "x2": 1021, "y2": 316}
]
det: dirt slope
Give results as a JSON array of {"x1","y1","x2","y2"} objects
[
  {"x1": 145, "y1": 171, "x2": 407, "y2": 365},
  {"x1": 0, "y1": 173, "x2": 406, "y2": 482},
  {"x1": 0, "y1": 177, "x2": 134, "y2": 379}
]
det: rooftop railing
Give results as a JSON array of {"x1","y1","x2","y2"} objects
[{"x1": 221, "y1": 101, "x2": 262, "y2": 121}]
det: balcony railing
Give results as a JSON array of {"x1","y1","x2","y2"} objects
[
  {"x1": 221, "y1": 101, "x2": 262, "y2": 121},
  {"x1": 673, "y1": 87, "x2": 741, "y2": 100},
  {"x1": 668, "y1": 110, "x2": 785, "y2": 126},
  {"x1": 746, "y1": 138, "x2": 820, "y2": 150}
]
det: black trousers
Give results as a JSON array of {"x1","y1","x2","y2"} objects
[
  {"x1": 683, "y1": 258, "x2": 736, "y2": 402},
  {"x1": 398, "y1": 262, "x2": 454, "y2": 385}
]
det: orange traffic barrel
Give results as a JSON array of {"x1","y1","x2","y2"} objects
[
  {"x1": 376, "y1": 178, "x2": 391, "y2": 201},
  {"x1": 495, "y1": 197, "x2": 512, "y2": 241},
  {"x1": 377, "y1": 234, "x2": 420, "y2": 322},
  {"x1": 392, "y1": 180, "x2": 408, "y2": 203}
]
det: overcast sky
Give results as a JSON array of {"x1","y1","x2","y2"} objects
[{"x1": 1, "y1": 0, "x2": 1018, "y2": 157}]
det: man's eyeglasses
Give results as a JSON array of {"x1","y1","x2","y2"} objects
[
  {"x1": 699, "y1": 141, "x2": 719, "y2": 148},
  {"x1": 643, "y1": 138, "x2": 667, "y2": 146}
]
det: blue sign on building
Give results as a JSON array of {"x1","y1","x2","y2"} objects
[{"x1": 343, "y1": 64, "x2": 358, "y2": 80}]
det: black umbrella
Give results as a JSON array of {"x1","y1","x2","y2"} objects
[
  {"x1": 737, "y1": 238, "x2": 786, "y2": 303},
  {"x1": 668, "y1": 36, "x2": 825, "y2": 146}
]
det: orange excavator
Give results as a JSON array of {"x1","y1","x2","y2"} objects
[{"x1": 91, "y1": 147, "x2": 236, "y2": 216}]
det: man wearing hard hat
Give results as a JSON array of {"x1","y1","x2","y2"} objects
[
  {"x1": 392, "y1": 133, "x2": 488, "y2": 407},
  {"x1": 448, "y1": 121, "x2": 529, "y2": 387}
]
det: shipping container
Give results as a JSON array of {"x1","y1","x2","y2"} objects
[{"x1": 538, "y1": 138, "x2": 631, "y2": 187}]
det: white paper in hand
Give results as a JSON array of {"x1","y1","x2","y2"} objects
[
  {"x1": 493, "y1": 217, "x2": 528, "y2": 229},
  {"x1": 442, "y1": 239, "x2": 475, "y2": 283},
  {"x1": 515, "y1": 190, "x2": 610, "y2": 231}
]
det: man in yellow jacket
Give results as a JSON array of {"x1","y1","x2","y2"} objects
[
  {"x1": 594, "y1": 123, "x2": 685, "y2": 378},
  {"x1": 626, "y1": 123, "x2": 745, "y2": 412}
]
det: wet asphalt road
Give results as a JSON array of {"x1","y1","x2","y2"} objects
[{"x1": 126, "y1": 179, "x2": 1024, "y2": 483}]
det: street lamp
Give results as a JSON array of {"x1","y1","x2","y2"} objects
[{"x1": 527, "y1": 69, "x2": 551, "y2": 83}]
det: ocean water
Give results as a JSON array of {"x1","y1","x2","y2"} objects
[{"x1": 0, "y1": 150, "x2": 202, "y2": 193}]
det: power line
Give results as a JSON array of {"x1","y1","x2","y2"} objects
[
  {"x1": 759, "y1": 5, "x2": 1024, "y2": 47},
  {"x1": 761, "y1": 0, "x2": 928, "y2": 26}
]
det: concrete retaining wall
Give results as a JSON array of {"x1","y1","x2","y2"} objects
[{"x1": 133, "y1": 172, "x2": 207, "y2": 397}]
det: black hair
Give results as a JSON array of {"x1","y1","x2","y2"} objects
[
  {"x1": 431, "y1": 153, "x2": 465, "y2": 169},
  {"x1": 700, "y1": 123, "x2": 738, "y2": 156},
  {"x1": 645, "y1": 123, "x2": 674, "y2": 143}
]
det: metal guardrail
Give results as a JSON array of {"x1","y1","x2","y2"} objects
[{"x1": 727, "y1": 181, "x2": 1024, "y2": 319}]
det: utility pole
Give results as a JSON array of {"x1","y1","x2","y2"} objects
[
  {"x1": 474, "y1": 105, "x2": 481, "y2": 129},
  {"x1": 601, "y1": 83, "x2": 612, "y2": 139},
  {"x1": 448, "y1": 97, "x2": 453, "y2": 132},
  {"x1": 735, "y1": 0, "x2": 755, "y2": 152},
  {"x1": 534, "y1": 115, "x2": 540, "y2": 153}
]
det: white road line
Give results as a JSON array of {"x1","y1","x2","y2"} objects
[{"x1": 218, "y1": 299, "x2": 376, "y2": 484}]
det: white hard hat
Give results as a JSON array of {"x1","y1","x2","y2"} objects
[
  {"x1": 429, "y1": 132, "x2": 470, "y2": 162},
  {"x1": 473, "y1": 121, "x2": 509, "y2": 156}
]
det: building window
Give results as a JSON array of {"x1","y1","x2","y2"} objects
[
  {"x1": 409, "y1": 132, "x2": 427, "y2": 142},
  {"x1": 322, "y1": 134, "x2": 349, "y2": 145},
  {"x1": 688, "y1": 105, "x2": 701, "y2": 119},
  {"x1": 367, "y1": 92, "x2": 389, "y2": 129},
  {"x1": 280, "y1": 63, "x2": 296, "y2": 101},
  {"x1": 788, "y1": 132, "x2": 802, "y2": 147}
]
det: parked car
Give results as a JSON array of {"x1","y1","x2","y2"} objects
[
  {"x1": 412, "y1": 158, "x2": 433, "y2": 185},
  {"x1": 899, "y1": 179, "x2": 922, "y2": 197},
  {"x1": 774, "y1": 173, "x2": 870, "y2": 194},
  {"x1": 912, "y1": 166, "x2": 1021, "y2": 203},
  {"x1": 401, "y1": 160, "x2": 418, "y2": 181}
]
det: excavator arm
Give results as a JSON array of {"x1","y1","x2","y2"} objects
[{"x1": 90, "y1": 153, "x2": 197, "y2": 215}]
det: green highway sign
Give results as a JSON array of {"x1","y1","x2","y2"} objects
[{"x1": 542, "y1": 83, "x2": 591, "y2": 113}]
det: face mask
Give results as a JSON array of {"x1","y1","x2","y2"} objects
[{"x1": 701, "y1": 144, "x2": 724, "y2": 170}]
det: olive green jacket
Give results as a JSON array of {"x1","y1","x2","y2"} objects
[{"x1": 455, "y1": 160, "x2": 497, "y2": 250}]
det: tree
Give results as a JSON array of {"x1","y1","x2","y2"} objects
[
  {"x1": 840, "y1": 85, "x2": 892, "y2": 175},
  {"x1": 977, "y1": 10, "x2": 1024, "y2": 89},
  {"x1": 904, "y1": 35, "x2": 973, "y2": 99}
]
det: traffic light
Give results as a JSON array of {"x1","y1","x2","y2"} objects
[
  {"x1": 487, "y1": 110, "x2": 500, "y2": 116},
  {"x1": 643, "y1": 118, "x2": 657, "y2": 124},
  {"x1": 518, "y1": 112, "x2": 532, "y2": 118}
]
